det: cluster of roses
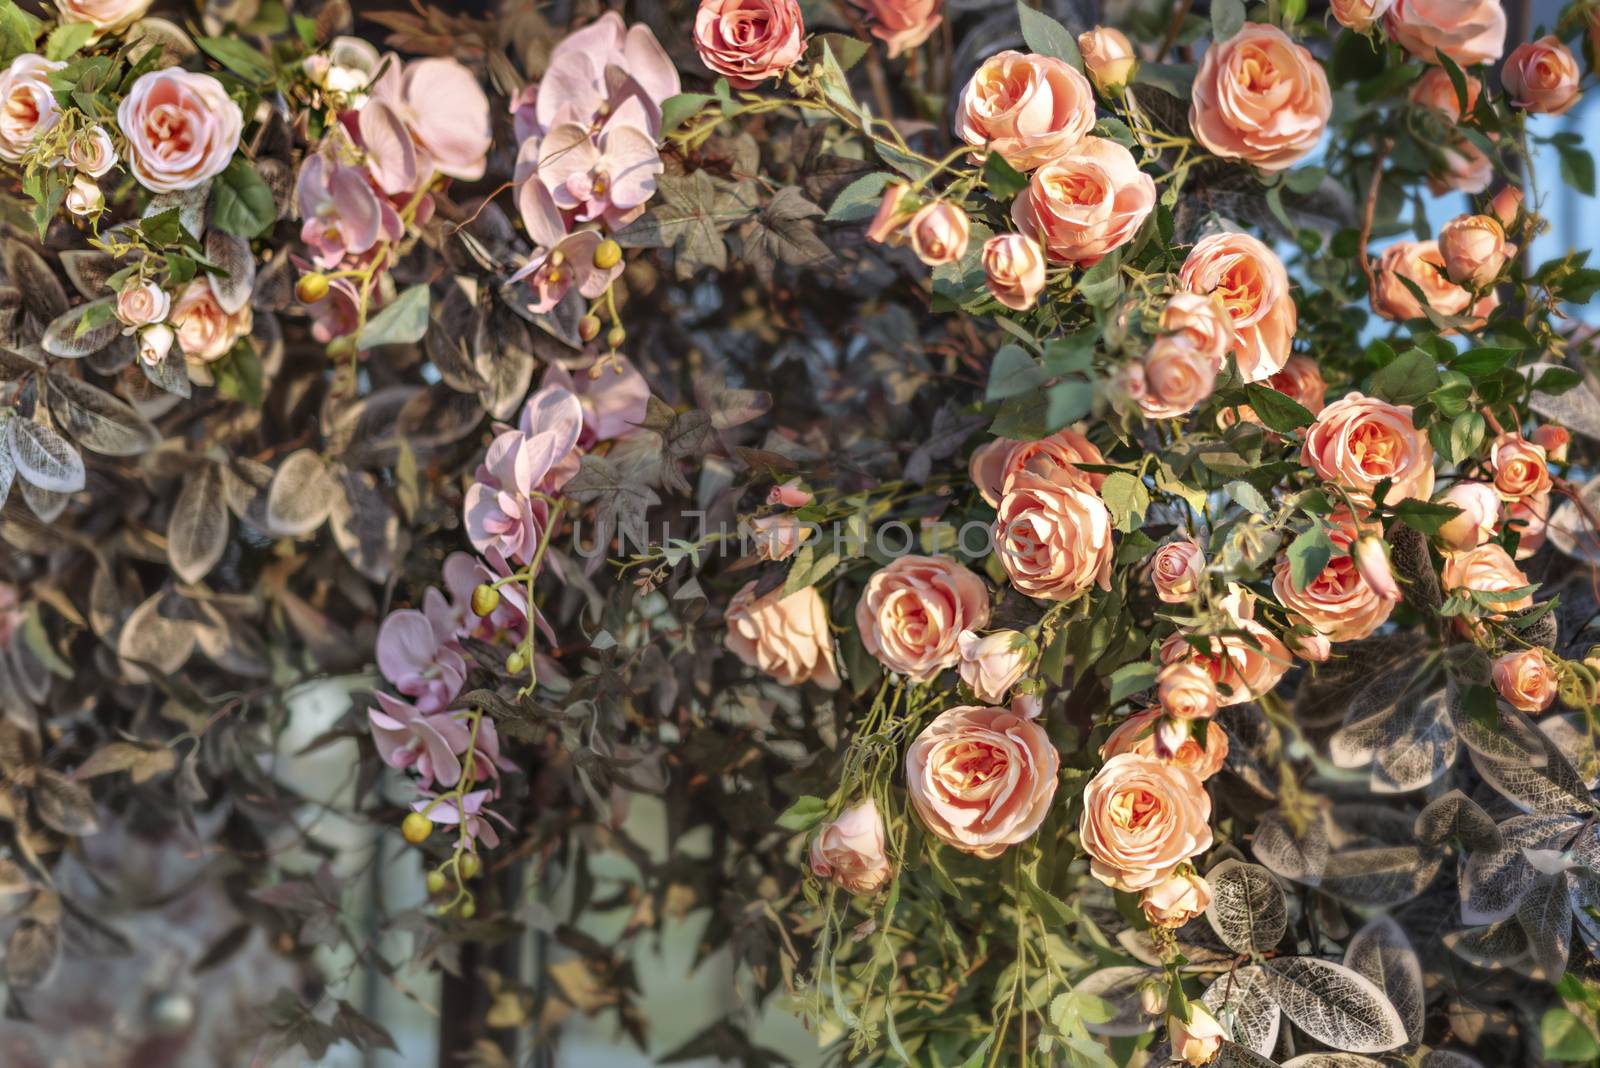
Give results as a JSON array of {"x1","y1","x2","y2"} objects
[{"x1": 293, "y1": 40, "x2": 491, "y2": 344}]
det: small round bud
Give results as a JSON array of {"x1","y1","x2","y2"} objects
[
  {"x1": 327, "y1": 335, "x2": 356, "y2": 360},
  {"x1": 459, "y1": 853, "x2": 481, "y2": 879},
  {"x1": 593, "y1": 239, "x2": 622, "y2": 270},
  {"x1": 425, "y1": 870, "x2": 447, "y2": 895},
  {"x1": 579, "y1": 314, "x2": 602, "y2": 342},
  {"x1": 606, "y1": 326, "x2": 626, "y2": 349},
  {"x1": 296, "y1": 272, "x2": 330, "y2": 304},
  {"x1": 459, "y1": 901, "x2": 477, "y2": 920},
  {"x1": 471, "y1": 583, "x2": 500, "y2": 617},
  {"x1": 401, "y1": 811, "x2": 432, "y2": 845},
  {"x1": 506, "y1": 648, "x2": 529, "y2": 676}
]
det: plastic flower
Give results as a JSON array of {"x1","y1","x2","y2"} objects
[
  {"x1": 376, "y1": 609, "x2": 467, "y2": 715},
  {"x1": 463, "y1": 388, "x2": 584, "y2": 565}
]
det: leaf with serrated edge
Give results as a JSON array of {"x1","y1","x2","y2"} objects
[{"x1": 1263, "y1": 957, "x2": 1406, "y2": 1053}]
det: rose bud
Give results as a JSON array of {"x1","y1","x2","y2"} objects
[
  {"x1": 746, "y1": 514, "x2": 810, "y2": 561},
  {"x1": 957, "y1": 628, "x2": 1034, "y2": 704},
  {"x1": 116, "y1": 279, "x2": 171, "y2": 328},
  {"x1": 1139, "y1": 980, "x2": 1166, "y2": 1017},
  {"x1": 1078, "y1": 27, "x2": 1137, "y2": 93},
  {"x1": 1287, "y1": 623, "x2": 1332, "y2": 663},
  {"x1": 1141, "y1": 871, "x2": 1212, "y2": 929},
  {"x1": 981, "y1": 234, "x2": 1047, "y2": 311},
  {"x1": 1489, "y1": 186, "x2": 1523, "y2": 230},
  {"x1": 907, "y1": 201, "x2": 970, "y2": 267},
  {"x1": 1533, "y1": 425, "x2": 1570, "y2": 463},
  {"x1": 865, "y1": 181, "x2": 911, "y2": 245},
  {"x1": 1331, "y1": 0, "x2": 1393, "y2": 32},
  {"x1": 768, "y1": 479, "x2": 812, "y2": 508},
  {"x1": 1153, "y1": 716, "x2": 1190, "y2": 760},
  {"x1": 1491, "y1": 432, "x2": 1552, "y2": 501},
  {"x1": 65, "y1": 174, "x2": 104, "y2": 217},
  {"x1": 1149, "y1": 538, "x2": 1205, "y2": 603},
  {"x1": 1157, "y1": 660, "x2": 1219, "y2": 721},
  {"x1": 1436, "y1": 480, "x2": 1501, "y2": 550},
  {"x1": 1503, "y1": 36, "x2": 1582, "y2": 116},
  {"x1": 1353, "y1": 535, "x2": 1401, "y2": 601},
  {"x1": 137, "y1": 323, "x2": 175, "y2": 366},
  {"x1": 1438, "y1": 213, "x2": 1510, "y2": 288},
  {"x1": 808, "y1": 799, "x2": 894, "y2": 895},
  {"x1": 1492, "y1": 647, "x2": 1557, "y2": 713},
  {"x1": 1169, "y1": 1005, "x2": 1227, "y2": 1067}
]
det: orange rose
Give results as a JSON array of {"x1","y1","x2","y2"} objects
[
  {"x1": 1266, "y1": 354, "x2": 1327, "y2": 415},
  {"x1": 1409, "y1": 67, "x2": 1481, "y2": 122},
  {"x1": 693, "y1": 0, "x2": 805, "y2": 88},
  {"x1": 908, "y1": 201, "x2": 970, "y2": 266},
  {"x1": 1078, "y1": 27, "x2": 1137, "y2": 93},
  {"x1": 1178, "y1": 232, "x2": 1296, "y2": 382},
  {"x1": 1080, "y1": 753, "x2": 1213, "y2": 891},
  {"x1": 1127, "y1": 336, "x2": 1218, "y2": 419},
  {"x1": 1160, "y1": 292, "x2": 1234, "y2": 371},
  {"x1": 724, "y1": 581, "x2": 841, "y2": 689},
  {"x1": 1141, "y1": 871, "x2": 1212, "y2": 929},
  {"x1": 1189, "y1": 24, "x2": 1331, "y2": 173},
  {"x1": 1302, "y1": 392, "x2": 1435, "y2": 504},
  {"x1": 809, "y1": 799, "x2": 894, "y2": 894},
  {"x1": 1332, "y1": 0, "x2": 1393, "y2": 31},
  {"x1": 954, "y1": 51, "x2": 1095, "y2": 170},
  {"x1": 856, "y1": 555, "x2": 991, "y2": 681},
  {"x1": 1012, "y1": 135, "x2": 1156, "y2": 266},
  {"x1": 170, "y1": 277, "x2": 253, "y2": 363},
  {"x1": 1150, "y1": 538, "x2": 1205, "y2": 603},
  {"x1": 1508, "y1": 490, "x2": 1550, "y2": 560},
  {"x1": 1100, "y1": 706, "x2": 1229, "y2": 781},
  {"x1": 1491, "y1": 432, "x2": 1551, "y2": 501},
  {"x1": 1441, "y1": 543, "x2": 1532, "y2": 613},
  {"x1": 993, "y1": 471, "x2": 1114, "y2": 601},
  {"x1": 1158, "y1": 660, "x2": 1220, "y2": 720},
  {"x1": 1385, "y1": 0, "x2": 1506, "y2": 66},
  {"x1": 848, "y1": 0, "x2": 941, "y2": 58},
  {"x1": 972, "y1": 428, "x2": 1108, "y2": 507},
  {"x1": 1532, "y1": 425, "x2": 1569, "y2": 463},
  {"x1": 982, "y1": 233, "x2": 1048, "y2": 310},
  {"x1": 1436, "y1": 480, "x2": 1502, "y2": 550},
  {"x1": 1272, "y1": 544, "x2": 1396, "y2": 643},
  {"x1": 1438, "y1": 213, "x2": 1511, "y2": 288},
  {"x1": 1504, "y1": 36, "x2": 1581, "y2": 115},
  {"x1": 1160, "y1": 587, "x2": 1290, "y2": 705},
  {"x1": 906, "y1": 704, "x2": 1058, "y2": 857},
  {"x1": 1492, "y1": 647, "x2": 1557, "y2": 713},
  {"x1": 1170, "y1": 1005, "x2": 1228, "y2": 1067},
  {"x1": 1371, "y1": 240, "x2": 1490, "y2": 324}
]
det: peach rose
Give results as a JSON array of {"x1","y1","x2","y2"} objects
[
  {"x1": 1354, "y1": 534, "x2": 1401, "y2": 601},
  {"x1": 969, "y1": 438, "x2": 1013, "y2": 507},
  {"x1": 1429, "y1": 140, "x2": 1496, "y2": 198},
  {"x1": 982, "y1": 234, "x2": 1048, "y2": 310},
  {"x1": 1101, "y1": 706, "x2": 1229, "y2": 781},
  {"x1": 972, "y1": 428, "x2": 1108, "y2": 507},
  {"x1": 1080, "y1": 753, "x2": 1213, "y2": 891},
  {"x1": 1410, "y1": 66, "x2": 1480, "y2": 122},
  {"x1": 1332, "y1": 0, "x2": 1394, "y2": 31},
  {"x1": 1491, "y1": 433, "x2": 1551, "y2": 501},
  {"x1": 1079, "y1": 27, "x2": 1138, "y2": 93},
  {"x1": 954, "y1": 51, "x2": 1095, "y2": 171},
  {"x1": 1371, "y1": 240, "x2": 1480, "y2": 323},
  {"x1": 856, "y1": 555, "x2": 991, "y2": 681},
  {"x1": 1011, "y1": 135, "x2": 1156, "y2": 266},
  {"x1": 116, "y1": 280, "x2": 170, "y2": 328},
  {"x1": 849, "y1": 0, "x2": 941, "y2": 58},
  {"x1": 1160, "y1": 292, "x2": 1234, "y2": 371},
  {"x1": 1170, "y1": 1005, "x2": 1228, "y2": 1067},
  {"x1": 769, "y1": 480, "x2": 812, "y2": 508},
  {"x1": 1302, "y1": 392, "x2": 1435, "y2": 504},
  {"x1": 53, "y1": 0, "x2": 150, "y2": 34},
  {"x1": 64, "y1": 173, "x2": 102, "y2": 217},
  {"x1": 957, "y1": 629, "x2": 1033, "y2": 703},
  {"x1": 1492, "y1": 648, "x2": 1557, "y2": 713},
  {"x1": 0, "y1": 55, "x2": 64, "y2": 163},
  {"x1": 693, "y1": 0, "x2": 805, "y2": 89},
  {"x1": 865, "y1": 181, "x2": 912, "y2": 244},
  {"x1": 993, "y1": 472, "x2": 1114, "y2": 601},
  {"x1": 1266, "y1": 354, "x2": 1327, "y2": 415},
  {"x1": 1441, "y1": 543, "x2": 1532, "y2": 613},
  {"x1": 908, "y1": 201, "x2": 970, "y2": 266},
  {"x1": 725, "y1": 581, "x2": 841, "y2": 689},
  {"x1": 1508, "y1": 490, "x2": 1550, "y2": 560},
  {"x1": 746, "y1": 514, "x2": 810, "y2": 561},
  {"x1": 1178, "y1": 232, "x2": 1296, "y2": 382},
  {"x1": 1160, "y1": 587, "x2": 1290, "y2": 705},
  {"x1": 170, "y1": 277, "x2": 253, "y2": 363},
  {"x1": 1272, "y1": 544, "x2": 1396, "y2": 643},
  {"x1": 809, "y1": 799, "x2": 894, "y2": 894},
  {"x1": 906, "y1": 704, "x2": 1058, "y2": 857},
  {"x1": 1386, "y1": 0, "x2": 1506, "y2": 66},
  {"x1": 1436, "y1": 480, "x2": 1501, "y2": 550},
  {"x1": 1287, "y1": 626, "x2": 1331, "y2": 662},
  {"x1": 1159, "y1": 660, "x2": 1220, "y2": 720},
  {"x1": 1190, "y1": 24, "x2": 1331, "y2": 173},
  {"x1": 1150, "y1": 539, "x2": 1205, "y2": 603},
  {"x1": 1489, "y1": 186, "x2": 1522, "y2": 229},
  {"x1": 1128, "y1": 336, "x2": 1218, "y2": 419},
  {"x1": 1439, "y1": 213, "x2": 1511, "y2": 288},
  {"x1": 1142, "y1": 871, "x2": 1212, "y2": 929},
  {"x1": 118, "y1": 70, "x2": 244, "y2": 193},
  {"x1": 1533, "y1": 425, "x2": 1569, "y2": 463},
  {"x1": 1504, "y1": 36, "x2": 1581, "y2": 115}
]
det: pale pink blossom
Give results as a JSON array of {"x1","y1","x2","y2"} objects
[
  {"x1": 724, "y1": 582, "x2": 841, "y2": 689},
  {"x1": 515, "y1": 13, "x2": 679, "y2": 141},
  {"x1": 0, "y1": 55, "x2": 64, "y2": 163},
  {"x1": 809, "y1": 799, "x2": 894, "y2": 894},
  {"x1": 850, "y1": 0, "x2": 942, "y2": 57},
  {"x1": 376, "y1": 608, "x2": 467, "y2": 715},
  {"x1": 463, "y1": 388, "x2": 584, "y2": 565},
  {"x1": 367, "y1": 56, "x2": 491, "y2": 182},
  {"x1": 541, "y1": 357, "x2": 651, "y2": 447},
  {"x1": 297, "y1": 149, "x2": 402, "y2": 269},
  {"x1": 369, "y1": 691, "x2": 471, "y2": 788},
  {"x1": 118, "y1": 70, "x2": 243, "y2": 193},
  {"x1": 1436, "y1": 480, "x2": 1501, "y2": 550},
  {"x1": 411, "y1": 789, "x2": 513, "y2": 849}
]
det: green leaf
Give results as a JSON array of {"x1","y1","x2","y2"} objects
[
  {"x1": 197, "y1": 36, "x2": 274, "y2": 83},
  {"x1": 1243, "y1": 382, "x2": 1315, "y2": 433},
  {"x1": 210, "y1": 157, "x2": 277, "y2": 239},
  {"x1": 44, "y1": 21, "x2": 92, "y2": 60},
  {"x1": 1078, "y1": 255, "x2": 1123, "y2": 308},
  {"x1": 988, "y1": 344, "x2": 1048, "y2": 401},
  {"x1": 0, "y1": 1, "x2": 41, "y2": 66},
  {"x1": 1045, "y1": 379, "x2": 1093, "y2": 431},
  {"x1": 1100, "y1": 471, "x2": 1149, "y2": 533},
  {"x1": 1286, "y1": 523, "x2": 1333, "y2": 591},
  {"x1": 1389, "y1": 498, "x2": 1462, "y2": 535},
  {"x1": 1560, "y1": 145, "x2": 1596, "y2": 197},
  {"x1": 1107, "y1": 661, "x2": 1158, "y2": 704},
  {"x1": 1017, "y1": 0, "x2": 1082, "y2": 69},
  {"x1": 826, "y1": 172, "x2": 893, "y2": 223},
  {"x1": 658, "y1": 92, "x2": 713, "y2": 135},
  {"x1": 1226, "y1": 480, "x2": 1272, "y2": 515},
  {"x1": 1532, "y1": 365, "x2": 1583, "y2": 394},
  {"x1": 1542, "y1": 1007, "x2": 1600, "y2": 1062},
  {"x1": 1370, "y1": 348, "x2": 1441, "y2": 405},
  {"x1": 1434, "y1": 49, "x2": 1471, "y2": 117},
  {"x1": 211, "y1": 342, "x2": 263, "y2": 407},
  {"x1": 1211, "y1": 0, "x2": 1246, "y2": 40},
  {"x1": 775, "y1": 795, "x2": 829, "y2": 832},
  {"x1": 982, "y1": 152, "x2": 1029, "y2": 199},
  {"x1": 356, "y1": 284, "x2": 431, "y2": 350},
  {"x1": 1449, "y1": 346, "x2": 1519, "y2": 376}
]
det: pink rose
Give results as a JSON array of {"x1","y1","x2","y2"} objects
[
  {"x1": 1150, "y1": 539, "x2": 1205, "y2": 604},
  {"x1": 1012, "y1": 136, "x2": 1156, "y2": 266},
  {"x1": 1438, "y1": 213, "x2": 1511, "y2": 288},
  {"x1": 1142, "y1": 871, "x2": 1212, "y2": 929},
  {"x1": 957, "y1": 629, "x2": 1033, "y2": 703},
  {"x1": 66, "y1": 124, "x2": 115, "y2": 177},
  {"x1": 170, "y1": 277, "x2": 253, "y2": 363},
  {"x1": 865, "y1": 181, "x2": 912, "y2": 245},
  {"x1": 1331, "y1": 0, "x2": 1394, "y2": 31},
  {"x1": 1441, "y1": 543, "x2": 1532, "y2": 613},
  {"x1": 1492, "y1": 647, "x2": 1557, "y2": 713},
  {"x1": 1100, "y1": 706, "x2": 1228, "y2": 781},
  {"x1": 809, "y1": 799, "x2": 894, "y2": 895},
  {"x1": 1410, "y1": 67, "x2": 1481, "y2": 122},
  {"x1": 724, "y1": 581, "x2": 841, "y2": 689},
  {"x1": 0, "y1": 55, "x2": 64, "y2": 163},
  {"x1": 1190, "y1": 24, "x2": 1331, "y2": 173},
  {"x1": 849, "y1": 0, "x2": 941, "y2": 57},
  {"x1": 116, "y1": 280, "x2": 170, "y2": 328},
  {"x1": 1159, "y1": 660, "x2": 1220, "y2": 721},
  {"x1": 1429, "y1": 140, "x2": 1496, "y2": 198},
  {"x1": 53, "y1": 0, "x2": 152, "y2": 32},
  {"x1": 857, "y1": 554, "x2": 990, "y2": 681},
  {"x1": 1178, "y1": 232, "x2": 1296, "y2": 382},
  {"x1": 1436, "y1": 480, "x2": 1501, "y2": 550},
  {"x1": 746, "y1": 514, "x2": 810, "y2": 561},
  {"x1": 1490, "y1": 186, "x2": 1522, "y2": 229},
  {"x1": 1160, "y1": 586, "x2": 1289, "y2": 705},
  {"x1": 954, "y1": 51, "x2": 1095, "y2": 170},
  {"x1": 982, "y1": 234, "x2": 1048, "y2": 310},
  {"x1": 368, "y1": 56, "x2": 492, "y2": 183},
  {"x1": 1272, "y1": 540, "x2": 1396, "y2": 643},
  {"x1": 118, "y1": 70, "x2": 243, "y2": 193},
  {"x1": 993, "y1": 471, "x2": 1114, "y2": 601},
  {"x1": 1127, "y1": 336, "x2": 1217, "y2": 419},
  {"x1": 769, "y1": 479, "x2": 812, "y2": 508},
  {"x1": 971, "y1": 428, "x2": 1108, "y2": 507},
  {"x1": 1170, "y1": 1006, "x2": 1228, "y2": 1067},
  {"x1": 1386, "y1": 0, "x2": 1506, "y2": 66},
  {"x1": 693, "y1": 0, "x2": 805, "y2": 89},
  {"x1": 1533, "y1": 425, "x2": 1569, "y2": 463},
  {"x1": 1302, "y1": 392, "x2": 1435, "y2": 504},
  {"x1": 906, "y1": 704, "x2": 1058, "y2": 857},
  {"x1": 1491, "y1": 432, "x2": 1551, "y2": 501},
  {"x1": 1078, "y1": 27, "x2": 1138, "y2": 93},
  {"x1": 908, "y1": 201, "x2": 970, "y2": 266},
  {"x1": 1081, "y1": 753, "x2": 1213, "y2": 891},
  {"x1": 1160, "y1": 292, "x2": 1234, "y2": 372}
]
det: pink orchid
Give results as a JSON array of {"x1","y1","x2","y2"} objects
[
  {"x1": 375, "y1": 608, "x2": 467, "y2": 714},
  {"x1": 463, "y1": 388, "x2": 584, "y2": 564},
  {"x1": 541, "y1": 356, "x2": 650, "y2": 447},
  {"x1": 529, "y1": 101, "x2": 664, "y2": 228},
  {"x1": 513, "y1": 13, "x2": 680, "y2": 142},
  {"x1": 436, "y1": 549, "x2": 544, "y2": 647},
  {"x1": 506, "y1": 214, "x2": 623, "y2": 315},
  {"x1": 369, "y1": 691, "x2": 470, "y2": 788},
  {"x1": 366, "y1": 54, "x2": 492, "y2": 184},
  {"x1": 412, "y1": 788, "x2": 514, "y2": 849},
  {"x1": 308, "y1": 276, "x2": 362, "y2": 342},
  {"x1": 296, "y1": 150, "x2": 403, "y2": 269}
]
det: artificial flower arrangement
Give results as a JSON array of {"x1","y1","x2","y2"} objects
[{"x1": 0, "y1": 0, "x2": 1599, "y2": 1063}]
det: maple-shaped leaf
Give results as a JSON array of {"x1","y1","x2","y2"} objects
[
  {"x1": 740, "y1": 186, "x2": 835, "y2": 284},
  {"x1": 613, "y1": 172, "x2": 755, "y2": 280},
  {"x1": 564, "y1": 454, "x2": 662, "y2": 570}
]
